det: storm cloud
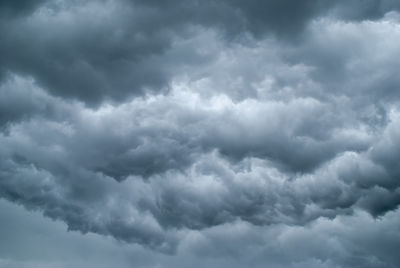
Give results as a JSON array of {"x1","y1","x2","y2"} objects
[{"x1": 1, "y1": 1, "x2": 400, "y2": 267}]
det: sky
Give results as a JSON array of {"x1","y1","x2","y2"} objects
[{"x1": 1, "y1": 0, "x2": 400, "y2": 267}]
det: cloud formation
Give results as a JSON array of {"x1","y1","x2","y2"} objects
[{"x1": 1, "y1": 0, "x2": 400, "y2": 267}]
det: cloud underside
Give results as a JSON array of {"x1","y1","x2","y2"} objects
[{"x1": 1, "y1": 1, "x2": 400, "y2": 267}]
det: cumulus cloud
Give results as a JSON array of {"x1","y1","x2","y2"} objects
[{"x1": 1, "y1": 1, "x2": 400, "y2": 267}]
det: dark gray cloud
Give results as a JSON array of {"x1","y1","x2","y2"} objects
[
  {"x1": 1, "y1": 1, "x2": 400, "y2": 268},
  {"x1": 0, "y1": 0, "x2": 179, "y2": 105},
  {"x1": 1, "y1": 198, "x2": 400, "y2": 268},
  {"x1": 1, "y1": 0, "x2": 399, "y2": 105},
  {"x1": 0, "y1": 0, "x2": 47, "y2": 16}
]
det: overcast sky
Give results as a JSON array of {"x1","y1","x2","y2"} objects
[{"x1": 1, "y1": 1, "x2": 400, "y2": 267}]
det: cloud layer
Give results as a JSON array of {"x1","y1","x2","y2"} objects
[{"x1": 1, "y1": 1, "x2": 400, "y2": 267}]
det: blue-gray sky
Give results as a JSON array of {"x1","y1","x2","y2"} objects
[{"x1": 1, "y1": 1, "x2": 400, "y2": 267}]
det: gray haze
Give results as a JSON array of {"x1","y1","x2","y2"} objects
[{"x1": 1, "y1": 0, "x2": 400, "y2": 267}]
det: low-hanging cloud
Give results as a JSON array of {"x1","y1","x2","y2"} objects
[{"x1": 1, "y1": 1, "x2": 400, "y2": 267}]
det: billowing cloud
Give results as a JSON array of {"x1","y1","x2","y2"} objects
[
  {"x1": 1, "y1": 1, "x2": 400, "y2": 267},
  {"x1": 1, "y1": 0, "x2": 400, "y2": 104}
]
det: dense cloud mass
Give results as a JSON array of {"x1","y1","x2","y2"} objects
[{"x1": 1, "y1": 0, "x2": 400, "y2": 267}]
